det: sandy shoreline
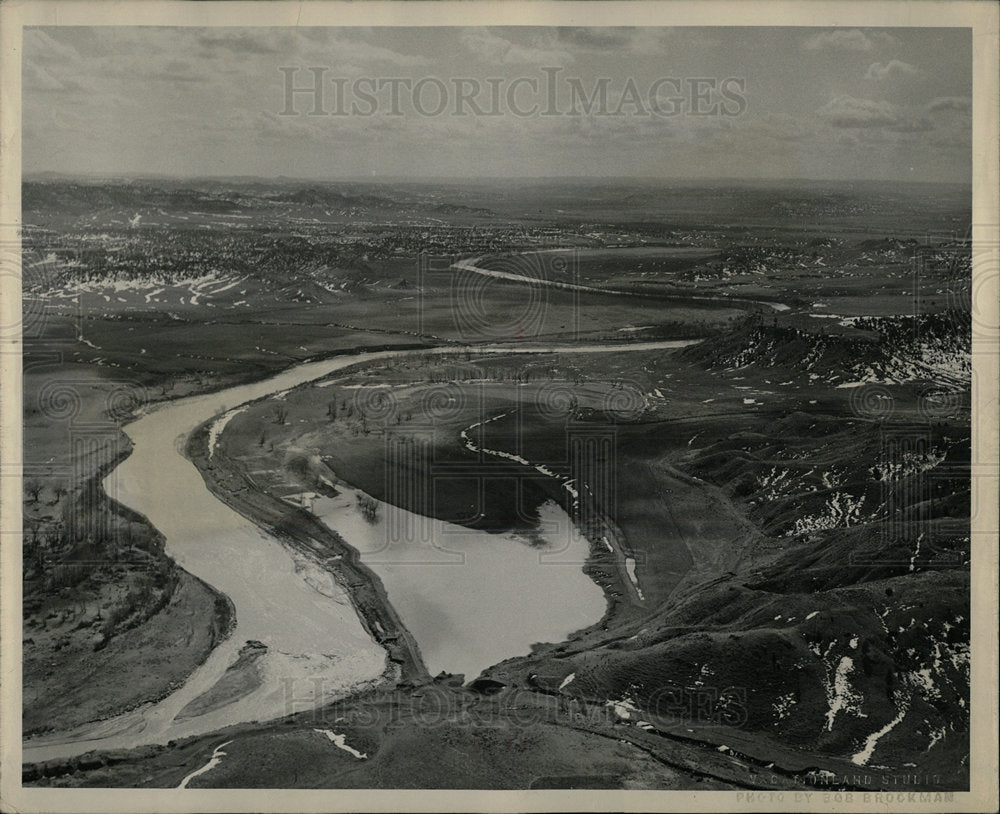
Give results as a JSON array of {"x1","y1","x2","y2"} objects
[{"x1": 185, "y1": 422, "x2": 432, "y2": 686}]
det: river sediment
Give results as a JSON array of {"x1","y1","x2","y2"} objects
[{"x1": 185, "y1": 422, "x2": 430, "y2": 685}]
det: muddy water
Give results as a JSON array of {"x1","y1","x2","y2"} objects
[
  {"x1": 304, "y1": 490, "x2": 605, "y2": 681},
  {"x1": 23, "y1": 340, "x2": 695, "y2": 763},
  {"x1": 23, "y1": 351, "x2": 407, "y2": 763}
]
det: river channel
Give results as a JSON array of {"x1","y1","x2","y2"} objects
[{"x1": 24, "y1": 340, "x2": 695, "y2": 763}]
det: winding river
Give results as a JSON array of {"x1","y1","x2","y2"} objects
[
  {"x1": 452, "y1": 252, "x2": 791, "y2": 311},
  {"x1": 23, "y1": 340, "x2": 696, "y2": 764}
]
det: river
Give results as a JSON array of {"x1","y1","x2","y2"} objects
[
  {"x1": 23, "y1": 340, "x2": 696, "y2": 763},
  {"x1": 452, "y1": 252, "x2": 791, "y2": 311}
]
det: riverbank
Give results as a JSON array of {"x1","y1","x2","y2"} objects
[
  {"x1": 23, "y1": 569, "x2": 233, "y2": 737},
  {"x1": 185, "y1": 422, "x2": 431, "y2": 685},
  {"x1": 196, "y1": 348, "x2": 704, "y2": 680},
  {"x1": 22, "y1": 340, "x2": 687, "y2": 763},
  {"x1": 25, "y1": 350, "x2": 445, "y2": 764},
  {"x1": 21, "y1": 375, "x2": 237, "y2": 737}
]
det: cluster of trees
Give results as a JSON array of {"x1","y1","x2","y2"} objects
[
  {"x1": 24, "y1": 489, "x2": 156, "y2": 593},
  {"x1": 23, "y1": 479, "x2": 67, "y2": 506},
  {"x1": 96, "y1": 561, "x2": 178, "y2": 644}
]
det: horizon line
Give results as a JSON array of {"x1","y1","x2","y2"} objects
[{"x1": 21, "y1": 172, "x2": 972, "y2": 187}]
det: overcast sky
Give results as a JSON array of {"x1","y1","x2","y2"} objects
[{"x1": 23, "y1": 26, "x2": 972, "y2": 183}]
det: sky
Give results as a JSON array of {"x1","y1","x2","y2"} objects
[{"x1": 22, "y1": 26, "x2": 972, "y2": 183}]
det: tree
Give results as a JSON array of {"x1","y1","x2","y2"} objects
[
  {"x1": 26, "y1": 518, "x2": 41, "y2": 547},
  {"x1": 24, "y1": 479, "x2": 43, "y2": 504},
  {"x1": 44, "y1": 526, "x2": 63, "y2": 555},
  {"x1": 273, "y1": 404, "x2": 288, "y2": 425}
]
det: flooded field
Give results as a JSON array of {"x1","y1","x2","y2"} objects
[{"x1": 306, "y1": 489, "x2": 607, "y2": 680}]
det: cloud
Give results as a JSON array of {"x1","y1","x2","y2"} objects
[
  {"x1": 926, "y1": 96, "x2": 971, "y2": 113},
  {"x1": 23, "y1": 62, "x2": 67, "y2": 92},
  {"x1": 555, "y1": 27, "x2": 633, "y2": 50},
  {"x1": 23, "y1": 28, "x2": 82, "y2": 64},
  {"x1": 152, "y1": 59, "x2": 203, "y2": 83},
  {"x1": 818, "y1": 95, "x2": 898, "y2": 126},
  {"x1": 317, "y1": 37, "x2": 430, "y2": 68},
  {"x1": 803, "y1": 29, "x2": 898, "y2": 52},
  {"x1": 193, "y1": 29, "x2": 428, "y2": 67},
  {"x1": 865, "y1": 60, "x2": 918, "y2": 81},
  {"x1": 629, "y1": 28, "x2": 685, "y2": 54},
  {"x1": 551, "y1": 27, "x2": 676, "y2": 55},
  {"x1": 22, "y1": 57, "x2": 99, "y2": 95},
  {"x1": 744, "y1": 114, "x2": 818, "y2": 143},
  {"x1": 817, "y1": 95, "x2": 933, "y2": 132},
  {"x1": 197, "y1": 30, "x2": 288, "y2": 55},
  {"x1": 459, "y1": 29, "x2": 574, "y2": 65},
  {"x1": 886, "y1": 117, "x2": 935, "y2": 133}
]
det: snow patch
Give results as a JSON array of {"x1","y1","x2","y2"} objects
[
  {"x1": 851, "y1": 699, "x2": 908, "y2": 766},
  {"x1": 314, "y1": 729, "x2": 367, "y2": 759},
  {"x1": 822, "y1": 654, "x2": 864, "y2": 732},
  {"x1": 606, "y1": 697, "x2": 640, "y2": 721},
  {"x1": 178, "y1": 740, "x2": 233, "y2": 788},
  {"x1": 773, "y1": 693, "x2": 796, "y2": 721},
  {"x1": 624, "y1": 557, "x2": 644, "y2": 601}
]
